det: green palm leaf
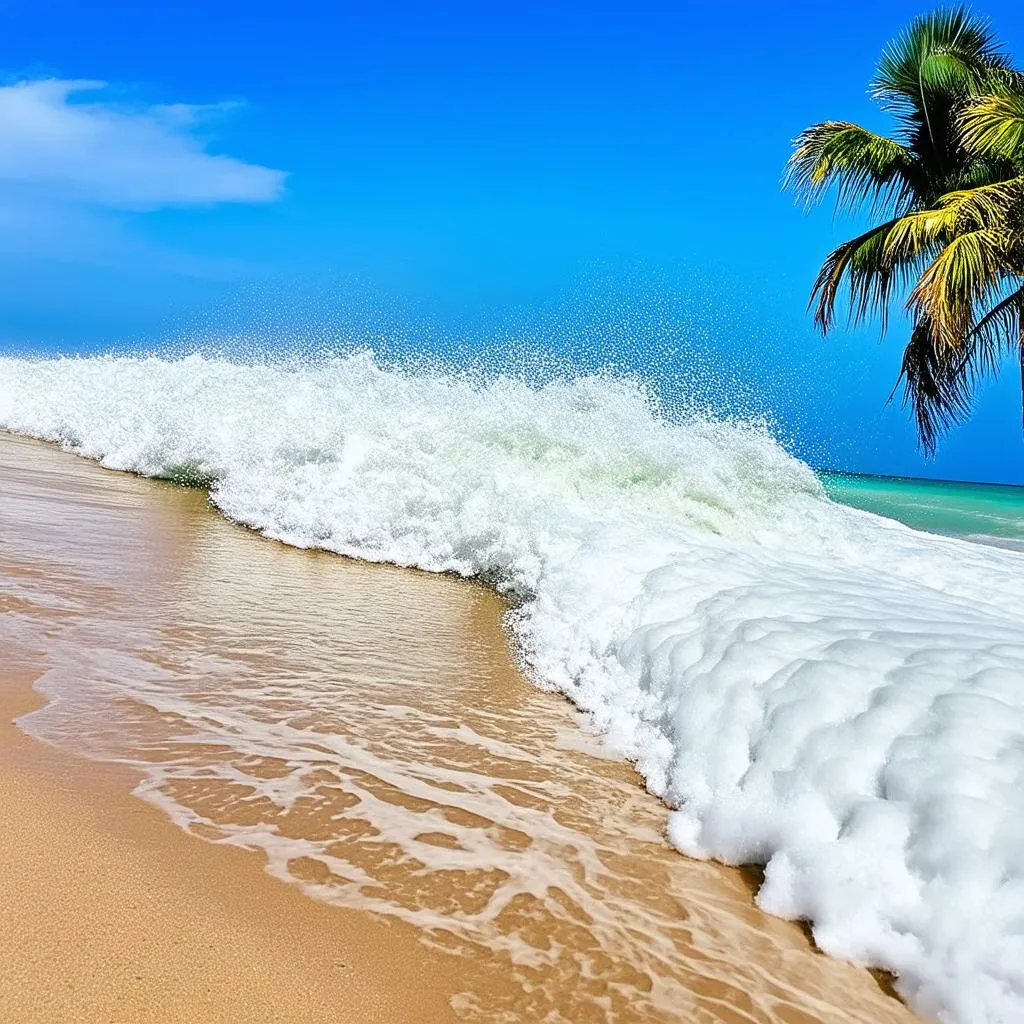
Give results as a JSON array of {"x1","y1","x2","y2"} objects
[
  {"x1": 895, "y1": 320, "x2": 974, "y2": 452},
  {"x1": 786, "y1": 122, "x2": 921, "y2": 213},
  {"x1": 962, "y1": 90, "x2": 1024, "y2": 161},
  {"x1": 900, "y1": 286, "x2": 1024, "y2": 451},
  {"x1": 884, "y1": 178, "x2": 1023, "y2": 261},
  {"x1": 908, "y1": 228, "x2": 1005, "y2": 350},
  {"x1": 964, "y1": 284, "x2": 1024, "y2": 381},
  {"x1": 873, "y1": 7, "x2": 1011, "y2": 116},
  {"x1": 809, "y1": 219, "x2": 904, "y2": 333}
]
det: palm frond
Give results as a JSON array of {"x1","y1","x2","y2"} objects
[
  {"x1": 872, "y1": 7, "x2": 1016, "y2": 172},
  {"x1": 810, "y1": 216, "x2": 920, "y2": 333},
  {"x1": 884, "y1": 176, "x2": 1024, "y2": 264},
  {"x1": 965, "y1": 283, "x2": 1024, "y2": 379},
  {"x1": 986, "y1": 66, "x2": 1024, "y2": 91},
  {"x1": 943, "y1": 153, "x2": 1021, "y2": 192},
  {"x1": 785, "y1": 121, "x2": 921, "y2": 213},
  {"x1": 901, "y1": 286, "x2": 1024, "y2": 450},
  {"x1": 962, "y1": 90, "x2": 1024, "y2": 162},
  {"x1": 908, "y1": 228, "x2": 1005, "y2": 350},
  {"x1": 895, "y1": 319, "x2": 974, "y2": 453},
  {"x1": 873, "y1": 7, "x2": 1010, "y2": 113},
  {"x1": 882, "y1": 204, "x2": 958, "y2": 264}
]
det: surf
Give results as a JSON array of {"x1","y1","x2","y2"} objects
[{"x1": 2, "y1": 350, "x2": 1022, "y2": 1024}]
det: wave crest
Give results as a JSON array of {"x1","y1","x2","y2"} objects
[{"x1": 2, "y1": 351, "x2": 1023, "y2": 1024}]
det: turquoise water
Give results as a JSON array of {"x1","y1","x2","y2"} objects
[{"x1": 822, "y1": 472, "x2": 1024, "y2": 545}]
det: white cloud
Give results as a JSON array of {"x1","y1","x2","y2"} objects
[{"x1": 0, "y1": 79, "x2": 286, "y2": 208}]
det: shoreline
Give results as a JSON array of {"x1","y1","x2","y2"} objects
[
  {"x1": 0, "y1": 433, "x2": 921, "y2": 1023},
  {"x1": 0, "y1": 661, "x2": 461, "y2": 1024}
]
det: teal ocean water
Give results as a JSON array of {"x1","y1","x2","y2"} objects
[{"x1": 822, "y1": 471, "x2": 1024, "y2": 546}]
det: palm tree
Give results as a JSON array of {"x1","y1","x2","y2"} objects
[{"x1": 786, "y1": 7, "x2": 1024, "y2": 451}]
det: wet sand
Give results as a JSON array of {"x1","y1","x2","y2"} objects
[
  {"x1": 0, "y1": 433, "x2": 921, "y2": 1023},
  {"x1": 0, "y1": 673, "x2": 458, "y2": 1024}
]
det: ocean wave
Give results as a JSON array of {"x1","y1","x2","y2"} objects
[{"x1": 2, "y1": 351, "x2": 1023, "y2": 1024}]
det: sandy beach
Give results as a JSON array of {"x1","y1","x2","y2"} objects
[
  {"x1": 0, "y1": 432, "x2": 920, "y2": 1023},
  {"x1": 0, "y1": 673, "x2": 459, "y2": 1024}
]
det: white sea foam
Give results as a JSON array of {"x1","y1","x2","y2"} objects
[{"x1": 2, "y1": 351, "x2": 1023, "y2": 1024}]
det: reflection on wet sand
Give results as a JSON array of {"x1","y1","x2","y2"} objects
[{"x1": 1, "y1": 434, "x2": 918, "y2": 1023}]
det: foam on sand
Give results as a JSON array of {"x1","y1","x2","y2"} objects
[{"x1": 2, "y1": 351, "x2": 1022, "y2": 1023}]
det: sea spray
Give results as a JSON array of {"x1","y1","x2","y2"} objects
[{"x1": 1, "y1": 351, "x2": 1022, "y2": 1024}]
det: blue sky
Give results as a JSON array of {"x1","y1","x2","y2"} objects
[{"x1": 4, "y1": 0, "x2": 1024, "y2": 482}]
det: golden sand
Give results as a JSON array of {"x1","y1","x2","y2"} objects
[
  {"x1": 0, "y1": 433, "x2": 921, "y2": 1023},
  {"x1": 0, "y1": 673, "x2": 458, "y2": 1024}
]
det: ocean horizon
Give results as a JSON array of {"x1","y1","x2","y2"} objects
[{"x1": 821, "y1": 470, "x2": 1024, "y2": 546}]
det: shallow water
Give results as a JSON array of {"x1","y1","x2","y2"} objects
[
  {"x1": 0, "y1": 434, "x2": 915, "y2": 1024},
  {"x1": 822, "y1": 472, "x2": 1024, "y2": 545}
]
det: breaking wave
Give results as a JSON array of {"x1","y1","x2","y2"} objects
[{"x1": 2, "y1": 350, "x2": 1023, "y2": 1024}]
